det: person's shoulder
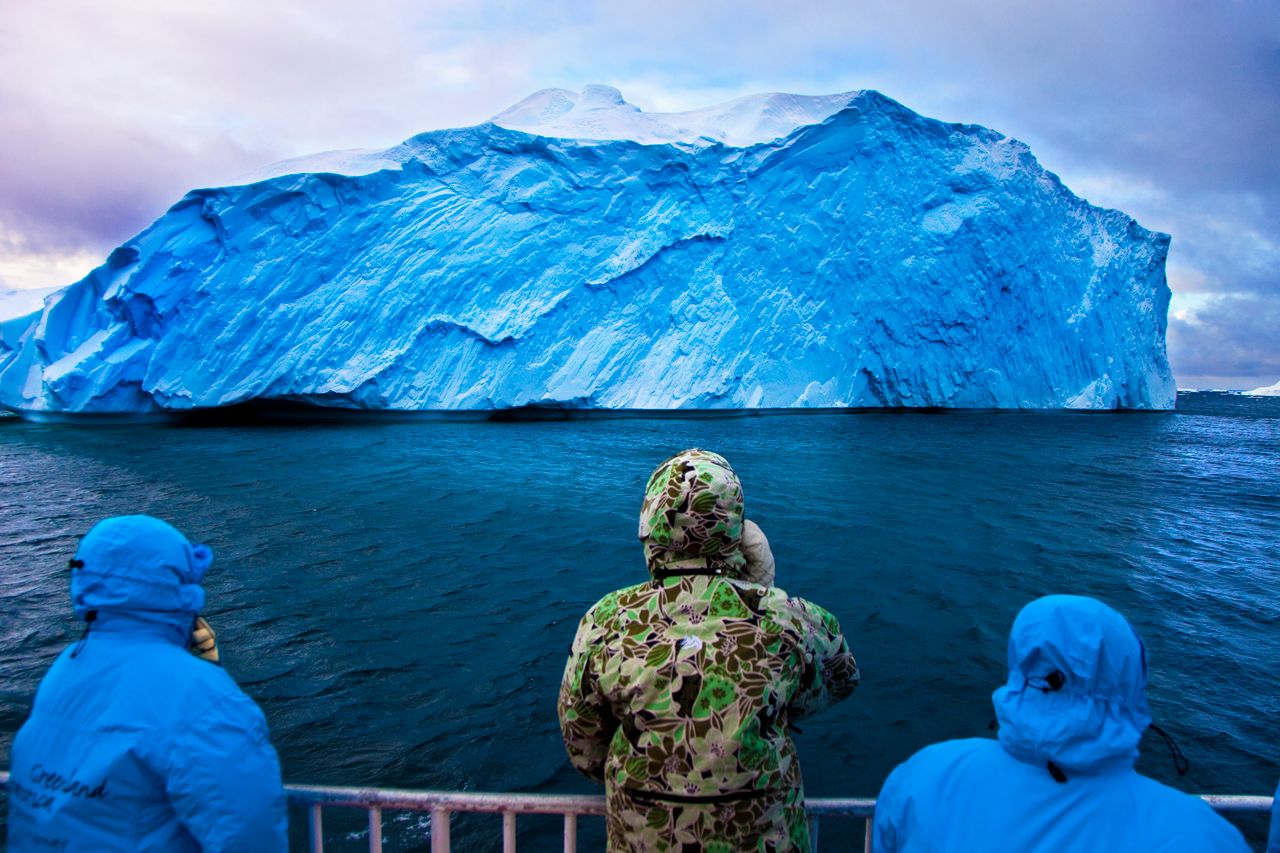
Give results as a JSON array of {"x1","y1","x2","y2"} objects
[
  {"x1": 761, "y1": 587, "x2": 844, "y2": 634},
  {"x1": 186, "y1": 656, "x2": 250, "y2": 696},
  {"x1": 581, "y1": 581, "x2": 652, "y2": 625},
  {"x1": 900, "y1": 737, "x2": 996, "y2": 772},
  {"x1": 46, "y1": 637, "x2": 229, "y2": 697},
  {"x1": 162, "y1": 658, "x2": 269, "y2": 742},
  {"x1": 878, "y1": 738, "x2": 997, "y2": 813},
  {"x1": 123, "y1": 641, "x2": 257, "y2": 711},
  {"x1": 1126, "y1": 775, "x2": 1250, "y2": 849},
  {"x1": 42, "y1": 641, "x2": 261, "y2": 735}
]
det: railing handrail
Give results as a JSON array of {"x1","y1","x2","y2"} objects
[
  {"x1": 283, "y1": 783, "x2": 885, "y2": 816},
  {"x1": 280, "y1": 784, "x2": 1272, "y2": 816},
  {"x1": 3, "y1": 771, "x2": 1272, "y2": 853},
  {"x1": 1, "y1": 770, "x2": 1269, "y2": 815},
  {"x1": 284, "y1": 783, "x2": 611, "y2": 815},
  {"x1": 1197, "y1": 794, "x2": 1275, "y2": 812}
]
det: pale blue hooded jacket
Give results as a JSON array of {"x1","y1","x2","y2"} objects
[
  {"x1": 873, "y1": 595, "x2": 1247, "y2": 852},
  {"x1": 7, "y1": 515, "x2": 288, "y2": 852}
]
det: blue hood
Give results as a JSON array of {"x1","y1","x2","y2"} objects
[
  {"x1": 993, "y1": 595, "x2": 1151, "y2": 776},
  {"x1": 71, "y1": 515, "x2": 212, "y2": 621}
]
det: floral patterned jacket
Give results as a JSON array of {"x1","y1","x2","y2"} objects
[{"x1": 558, "y1": 573, "x2": 859, "y2": 852}]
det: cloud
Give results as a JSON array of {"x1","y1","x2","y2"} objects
[
  {"x1": 1168, "y1": 294, "x2": 1280, "y2": 387},
  {"x1": 0, "y1": 224, "x2": 104, "y2": 291},
  {"x1": 0, "y1": 0, "x2": 541, "y2": 261}
]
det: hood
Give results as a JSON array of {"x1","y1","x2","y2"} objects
[
  {"x1": 71, "y1": 515, "x2": 212, "y2": 621},
  {"x1": 741, "y1": 519, "x2": 775, "y2": 587},
  {"x1": 993, "y1": 595, "x2": 1151, "y2": 776},
  {"x1": 638, "y1": 449, "x2": 747, "y2": 579}
]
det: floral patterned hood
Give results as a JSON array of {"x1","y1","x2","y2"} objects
[{"x1": 638, "y1": 449, "x2": 748, "y2": 579}]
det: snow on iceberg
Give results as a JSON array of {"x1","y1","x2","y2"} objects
[
  {"x1": 0, "y1": 86, "x2": 1177, "y2": 418},
  {"x1": 0, "y1": 287, "x2": 56, "y2": 322},
  {"x1": 1244, "y1": 379, "x2": 1280, "y2": 396}
]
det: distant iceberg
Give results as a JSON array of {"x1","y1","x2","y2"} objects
[
  {"x1": 1244, "y1": 379, "x2": 1280, "y2": 396},
  {"x1": 0, "y1": 86, "x2": 1177, "y2": 418}
]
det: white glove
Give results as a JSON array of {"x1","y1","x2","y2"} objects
[
  {"x1": 190, "y1": 616, "x2": 220, "y2": 664},
  {"x1": 742, "y1": 519, "x2": 775, "y2": 588}
]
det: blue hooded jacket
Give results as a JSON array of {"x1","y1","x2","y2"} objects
[
  {"x1": 7, "y1": 515, "x2": 288, "y2": 852},
  {"x1": 872, "y1": 595, "x2": 1247, "y2": 852}
]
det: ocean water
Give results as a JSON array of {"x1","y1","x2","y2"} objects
[{"x1": 1, "y1": 391, "x2": 1277, "y2": 850}]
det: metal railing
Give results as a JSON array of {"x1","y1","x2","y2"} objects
[
  {"x1": 287, "y1": 784, "x2": 610, "y2": 853},
  {"x1": 286, "y1": 785, "x2": 879, "y2": 852},
  {"x1": 2, "y1": 772, "x2": 1271, "y2": 852},
  {"x1": 283, "y1": 786, "x2": 1273, "y2": 853}
]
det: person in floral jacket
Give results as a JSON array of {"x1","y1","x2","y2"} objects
[{"x1": 558, "y1": 449, "x2": 860, "y2": 852}]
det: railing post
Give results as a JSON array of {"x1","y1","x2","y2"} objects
[
  {"x1": 503, "y1": 810, "x2": 517, "y2": 852},
  {"x1": 809, "y1": 815, "x2": 819, "y2": 849},
  {"x1": 864, "y1": 815, "x2": 873, "y2": 853},
  {"x1": 309, "y1": 804, "x2": 323, "y2": 853},
  {"x1": 563, "y1": 812, "x2": 577, "y2": 853},
  {"x1": 368, "y1": 806, "x2": 382, "y2": 853},
  {"x1": 431, "y1": 807, "x2": 451, "y2": 853}
]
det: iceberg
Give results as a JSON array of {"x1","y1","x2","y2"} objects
[
  {"x1": 0, "y1": 86, "x2": 1177, "y2": 418},
  {"x1": 1244, "y1": 379, "x2": 1280, "y2": 396}
]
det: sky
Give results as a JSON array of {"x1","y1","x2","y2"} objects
[{"x1": 1, "y1": 0, "x2": 1277, "y2": 390}]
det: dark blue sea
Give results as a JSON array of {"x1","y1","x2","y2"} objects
[{"x1": 2, "y1": 391, "x2": 1278, "y2": 850}]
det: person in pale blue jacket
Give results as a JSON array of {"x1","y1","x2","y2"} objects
[
  {"x1": 873, "y1": 595, "x2": 1247, "y2": 852},
  {"x1": 6, "y1": 515, "x2": 287, "y2": 852}
]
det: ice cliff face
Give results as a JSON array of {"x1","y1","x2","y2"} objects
[{"x1": 0, "y1": 86, "x2": 1176, "y2": 417}]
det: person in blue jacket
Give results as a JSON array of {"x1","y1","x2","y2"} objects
[
  {"x1": 872, "y1": 594, "x2": 1247, "y2": 852},
  {"x1": 6, "y1": 515, "x2": 288, "y2": 852}
]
